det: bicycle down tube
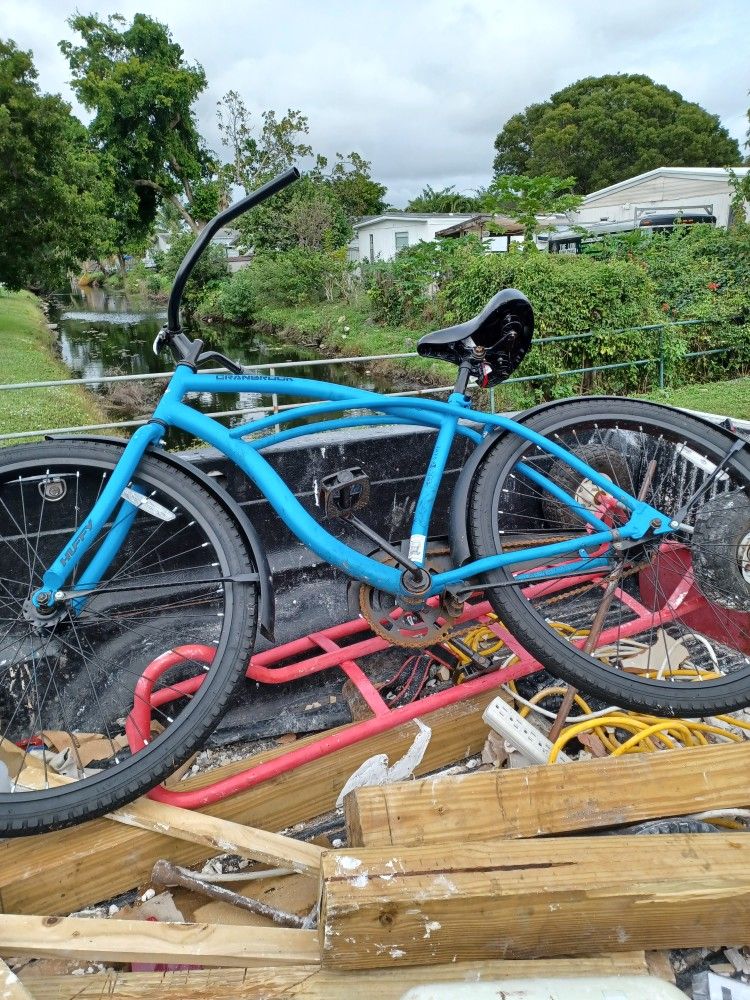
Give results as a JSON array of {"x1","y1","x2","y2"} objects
[{"x1": 35, "y1": 367, "x2": 674, "y2": 608}]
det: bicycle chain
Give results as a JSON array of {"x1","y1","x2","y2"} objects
[{"x1": 358, "y1": 535, "x2": 646, "y2": 648}]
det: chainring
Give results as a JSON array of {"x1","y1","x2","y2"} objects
[{"x1": 358, "y1": 551, "x2": 459, "y2": 648}]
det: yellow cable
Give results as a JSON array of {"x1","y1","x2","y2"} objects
[
  {"x1": 447, "y1": 614, "x2": 749, "y2": 759},
  {"x1": 610, "y1": 722, "x2": 692, "y2": 757},
  {"x1": 549, "y1": 715, "x2": 671, "y2": 762},
  {"x1": 715, "y1": 714, "x2": 750, "y2": 731}
]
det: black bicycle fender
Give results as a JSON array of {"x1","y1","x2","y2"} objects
[{"x1": 47, "y1": 435, "x2": 275, "y2": 640}]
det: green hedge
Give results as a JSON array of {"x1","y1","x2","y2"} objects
[{"x1": 440, "y1": 250, "x2": 670, "y2": 403}]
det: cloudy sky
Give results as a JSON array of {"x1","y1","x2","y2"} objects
[{"x1": 3, "y1": 0, "x2": 748, "y2": 206}]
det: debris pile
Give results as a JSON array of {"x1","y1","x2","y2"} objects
[{"x1": 2, "y1": 619, "x2": 750, "y2": 998}]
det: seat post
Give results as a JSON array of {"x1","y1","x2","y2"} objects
[{"x1": 453, "y1": 359, "x2": 473, "y2": 397}]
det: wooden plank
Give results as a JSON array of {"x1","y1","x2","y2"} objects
[
  {"x1": 18, "y1": 754, "x2": 321, "y2": 875},
  {"x1": 189, "y1": 872, "x2": 319, "y2": 927},
  {"x1": 25, "y1": 953, "x2": 651, "y2": 999},
  {"x1": 0, "y1": 916, "x2": 318, "y2": 969},
  {"x1": 320, "y1": 833, "x2": 750, "y2": 969},
  {"x1": 0, "y1": 691, "x2": 495, "y2": 916},
  {"x1": 0, "y1": 958, "x2": 36, "y2": 1000},
  {"x1": 346, "y1": 740, "x2": 750, "y2": 848},
  {"x1": 112, "y1": 800, "x2": 322, "y2": 875}
]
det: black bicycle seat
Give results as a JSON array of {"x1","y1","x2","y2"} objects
[{"x1": 417, "y1": 288, "x2": 534, "y2": 386}]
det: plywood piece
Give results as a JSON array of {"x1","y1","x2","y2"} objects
[
  {"x1": 0, "y1": 916, "x2": 318, "y2": 969},
  {"x1": 25, "y1": 953, "x2": 650, "y2": 999},
  {"x1": 320, "y1": 833, "x2": 750, "y2": 969},
  {"x1": 346, "y1": 740, "x2": 750, "y2": 847},
  {"x1": 0, "y1": 691, "x2": 495, "y2": 916}
]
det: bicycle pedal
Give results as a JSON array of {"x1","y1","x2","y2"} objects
[{"x1": 320, "y1": 467, "x2": 370, "y2": 519}]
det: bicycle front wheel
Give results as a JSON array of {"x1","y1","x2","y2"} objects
[
  {"x1": 468, "y1": 398, "x2": 750, "y2": 716},
  {"x1": 0, "y1": 440, "x2": 258, "y2": 835}
]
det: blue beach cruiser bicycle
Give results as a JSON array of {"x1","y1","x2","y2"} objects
[{"x1": 2, "y1": 168, "x2": 750, "y2": 834}]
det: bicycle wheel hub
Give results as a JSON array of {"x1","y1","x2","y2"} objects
[{"x1": 21, "y1": 596, "x2": 67, "y2": 629}]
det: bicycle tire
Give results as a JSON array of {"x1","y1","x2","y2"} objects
[
  {"x1": 0, "y1": 440, "x2": 258, "y2": 835},
  {"x1": 467, "y1": 397, "x2": 750, "y2": 716}
]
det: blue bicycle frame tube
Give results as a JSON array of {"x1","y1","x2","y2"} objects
[
  {"x1": 37, "y1": 367, "x2": 673, "y2": 605},
  {"x1": 38, "y1": 423, "x2": 163, "y2": 603}
]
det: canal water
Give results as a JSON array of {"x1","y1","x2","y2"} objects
[{"x1": 51, "y1": 287, "x2": 400, "y2": 448}]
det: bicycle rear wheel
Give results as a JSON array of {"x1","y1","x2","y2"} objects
[
  {"x1": 0, "y1": 440, "x2": 258, "y2": 835},
  {"x1": 467, "y1": 398, "x2": 750, "y2": 716}
]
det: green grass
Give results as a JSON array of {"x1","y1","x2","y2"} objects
[
  {"x1": 255, "y1": 299, "x2": 456, "y2": 387},
  {"x1": 0, "y1": 290, "x2": 106, "y2": 442},
  {"x1": 644, "y1": 377, "x2": 750, "y2": 420}
]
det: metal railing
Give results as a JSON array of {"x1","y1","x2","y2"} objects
[{"x1": 0, "y1": 318, "x2": 738, "y2": 442}]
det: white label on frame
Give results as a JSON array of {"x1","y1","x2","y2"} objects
[{"x1": 408, "y1": 533, "x2": 426, "y2": 563}]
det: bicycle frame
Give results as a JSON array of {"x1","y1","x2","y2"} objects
[{"x1": 37, "y1": 365, "x2": 673, "y2": 608}]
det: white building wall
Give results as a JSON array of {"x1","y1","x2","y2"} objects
[
  {"x1": 352, "y1": 216, "x2": 475, "y2": 262},
  {"x1": 576, "y1": 173, "x2": 745, "y2": 228},
  {"x1": 365, "y1": 220, "x2": 428, "y2": 261}
]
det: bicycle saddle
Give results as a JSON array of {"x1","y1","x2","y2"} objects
[{"x1": 417, "y1": 288, "x2": 534, "y2": 386}]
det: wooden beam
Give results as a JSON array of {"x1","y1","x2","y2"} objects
[
  {"x1": 0, "y1": 916, "x2": 318, "y2": 969},
  {"x1": 24, "y1": 953, "x2": 651, "y2": 999},
  {"x1": 346, "y1": 740, "x2": 750, "y2": 848},
  {"x1": 0, "y1": 958, "x2": 36, "y2": 1000},
  {"x1": 0, "y1": 690, "x2": 495, "y2": 916},
  {"x1": 320, "y1": 833, "x2": 750, "y2": 969}
]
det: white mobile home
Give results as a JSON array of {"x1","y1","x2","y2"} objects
[
  {"x1": 575, "y1": 167, "x2": 750, "y2": 230},
  {"x1": 349, "y1": 213, "x2": 476, "y2": 263}
]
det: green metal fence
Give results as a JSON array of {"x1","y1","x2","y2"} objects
[{"x1": 489, "y1": 317, "x2": 739, "y2": 412}]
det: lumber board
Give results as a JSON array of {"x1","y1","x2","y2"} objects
[
  {"x1": 0, "y1": 691, "x2": 494, "y2": 916},
  {"x1": 320, "y1": 833, "x2": 750, "y2": 969},
  {"x1": 189, "y1": 871, "x2": 319, "y2": 927},
  {"x1": 18, "y1": 761, "x2": 321, "y2": 875},
  {"x1": 112, "y1": 799, "x2": 322, "y2": 875},
  {"x1": 0, "y1": 916, "x2": 318, "y2": 968},
  {"x1": 346, "y1": 740, "x2": 750, "y2": 847},
  {"x1": 24, "y1": 953, "x2": 651, "y2": 999},
  {"x1": 0, "y1": 958, "x2": 36, "y2": 1000}
]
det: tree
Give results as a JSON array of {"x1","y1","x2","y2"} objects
[
  {"x1": 0, "y1": 39, "x2": 116, "y2": 289},
  {"x1": 493, "y1": 74, "x2": 742, "y2": 193},
  {"x1": 237, "y1": 175, "x2": 351, "y2": 252},
  {"x1": 216, "y1": 90, "x2": 313, "y2": 193},
  {"x1": 217, "y1": 91, "x2": 386, "y2": 218},
  {"x1": 406, "y1": 185, "x2": 480, "y2": 213},
  {"x1": 61, "y1": 13, "x2": 214, "y2": 240},
  {"x1": 324, "y1": 152, "x2": 387, "y2": 218},
  {"x1": 482, "y1": 175, "x2": 583, "y2": 242}
]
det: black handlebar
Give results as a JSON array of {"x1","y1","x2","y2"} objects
[{"x1": 165, "y1": 166, "x2": 300, "y2": 336}]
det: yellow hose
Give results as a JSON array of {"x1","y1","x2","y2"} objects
[{"x1": 444, "y1": 616, "x2": 749, "y2": 764}]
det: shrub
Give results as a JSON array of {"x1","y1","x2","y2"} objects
[
  {"x1": 594, "y1": 224, "x2": 750, "y2": 382},
  {"x1": 245, "y1": 248, "x2": 350, "y2": 308},
  {"x1": 441, "y1": 248, "x2": 665, "y2": 399},
  {"x1": 365, "y1": 236, "x2": 486, "y2": 326},
  {"x1": 196, "y1": 248, "x2": 352, "y2": 323},
  {"x1": 204, "y1": 267, "x2": 258, "y2": 323}
]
